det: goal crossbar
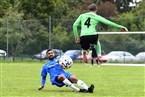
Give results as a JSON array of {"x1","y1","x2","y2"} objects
[{"x1": 97, "y1": 31, "x2": 145, "y2": 34}]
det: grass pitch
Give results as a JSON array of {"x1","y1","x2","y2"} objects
[{"x1": 0, "y1": 61, "x2": 144, "y2": 97}]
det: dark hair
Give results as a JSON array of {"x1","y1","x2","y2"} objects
[
  {"x1": 88, "y1": 3, "x2": 97, "y2": 11},
  {"x1": 46, "y1": 49, "x2": 52, "y2": 54}
]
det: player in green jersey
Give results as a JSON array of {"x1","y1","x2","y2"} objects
[{"x1": 73, "y1": 3, "x2": 128, "y2": 64}]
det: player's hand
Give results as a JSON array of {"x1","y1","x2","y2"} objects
[
  {"x1": 75, "y1": 38, "x2": 80, "y2": 43},
  {"x1": 38, "y1": 86, "x2": 44, "y2": 90},
  {"x1": 122, "y1": 27, "x2": 128, "y2": 32}
]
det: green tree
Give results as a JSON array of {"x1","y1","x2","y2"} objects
[
  {"x1": 1, "y1": 1, "x2": 24, "y2": 61},
  {"x1": 51, "y1": 23, "x2": 69, "y2": 50},
  {"x1": 0, "y1": 0, "x2": 11, "y2": 18},
  {"x1": 18, "y1": 0, "x2": 54, "y2": 19},
  {"x1": 0, "y1": 20, "x2": 7, "y2": 50},
  {"x1": 21, "y1": 20, "x2": 49, "y2": 55},
  {"x1": 1, "y1": 1, "x2": 49, "y2": 59}
]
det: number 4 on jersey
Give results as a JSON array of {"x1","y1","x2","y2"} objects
[{"x1": 84, "y1": 18, "x2": 91, "y2": 28}]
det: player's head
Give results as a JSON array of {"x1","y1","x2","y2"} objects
[
  {"x1": 88, "y1": 3, "x2": 97, "y2": 12},
  {"x1": 46, "y1": 49, "x2": 55, "y2": 60}
]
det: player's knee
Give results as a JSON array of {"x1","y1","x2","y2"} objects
[
  {"x1": 69, "y1": 75, "x2": 78, "y2": 83},
  {"x1": 58, "y1": 75, "x2": 65, "y2": 81}
]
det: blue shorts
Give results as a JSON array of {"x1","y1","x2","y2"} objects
[{"x1": 51, "y1": 72, "x2": 72, "y2": 87}]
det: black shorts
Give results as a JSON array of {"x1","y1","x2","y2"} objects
[{"x1": 80, "y1": 35, "x2": 98, "y2": 50}]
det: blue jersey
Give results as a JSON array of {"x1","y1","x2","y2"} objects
[{"x1": 40, "y1": 57, "x2": 72, "y2": 87}]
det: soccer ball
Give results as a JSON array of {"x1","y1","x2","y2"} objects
[{"x1": 59, "y1": 55, "x2": 73, "y2": 69}]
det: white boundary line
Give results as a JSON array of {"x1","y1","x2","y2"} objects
[
  {"x1": 98, "y1": 31, "x2": 145, "y2": 34},
  {"x1": 102, "y1": 63, "x2": 145, "y2": 66},
  {"x1": 85, "y1": 63, "x2": 145, "y2": 66}
]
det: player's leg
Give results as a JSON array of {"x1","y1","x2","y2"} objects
[
  {"x1": 57, "y1": 74, "x2": 80, "y2": 92},
  {"x1": 69, "y1": 75, "x2": 88, "y2": 90},
  {"x1": 69, "y1": 75, "x2": 94, "y2": 93},
  {"x1": 89, "y1": 35, "x2": 98, "y2": 59},
  {"x1": 90, "y1": 44, "x2": 98, "y2": 65},
  {"x1": 95, "y1": 40, "x2": 107, "y2": 63},
  {"x1": 81, "y1": 50, "x2": 90, "y2": 63},
  {"x1": 96, "y1": 40, "x2": 102, "y2": 57},
  {"x1": 94, "y1": 40, "x2": 101, "y2": 65},
  {"x1": 80, "y1": 36, "x2": 90, "y2": 63},
  {"x1": 89, "y1": 35, "x2": 98, "y2": 65},
  {"x1": 91, "y1": 44, "x2": 97, "y2": 58}
]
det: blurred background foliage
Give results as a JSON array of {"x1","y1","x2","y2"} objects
[{"x1": 0, "y1": 0, "x2": 145, "y2": 60}]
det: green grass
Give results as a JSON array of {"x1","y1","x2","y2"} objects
[{"x1": 0, "y1": 61, "x2": 144, "y2": 97}]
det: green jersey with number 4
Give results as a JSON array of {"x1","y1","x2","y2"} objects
[{"x1": 73, "y1": 12, "x2": 123, "y2": 38}]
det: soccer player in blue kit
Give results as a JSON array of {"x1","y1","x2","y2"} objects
[{"x1": 38, "y1": 49, "x2": 94, "y2": 93}]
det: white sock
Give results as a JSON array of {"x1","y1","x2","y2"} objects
[
  {"x1": 63, "y1": 79, "x2": 80, "y2": 92},
  {"x1": 77, "y1": 80, "x2": 88, "y2": 90}
]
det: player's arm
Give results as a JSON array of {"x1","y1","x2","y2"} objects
[
  {"x1": 38, "y1": 68, "x2": 47, "y2": 90},
  {"x1": 73, "y1": 16, "x2": 81, "y2": 43},
  {"x1": 38, "y1": 76, "x2": 46, "y2": 90},
  {"x1": 96, "y1": 15, "x2": 128, "y2": 31}
]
